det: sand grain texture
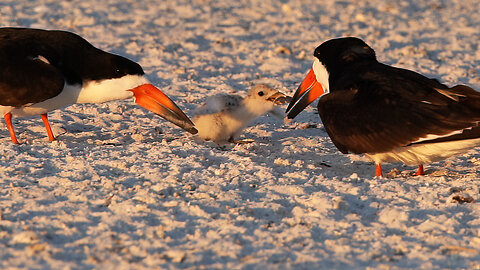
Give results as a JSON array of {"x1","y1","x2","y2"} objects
[{"x1": 1, "y1": 0, "x2": 480, "y2": 269}]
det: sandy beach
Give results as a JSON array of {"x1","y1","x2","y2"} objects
[{"x1": 1, "y1": 0, "x2": 480, "y2": 268}]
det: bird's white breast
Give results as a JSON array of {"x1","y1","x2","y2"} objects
[
  {"x1": 366, "y1": 138, "x2": 480, "y2": 165},
  {"x1": 9, "y1": 83, "x2": 83, "y2": 117}
]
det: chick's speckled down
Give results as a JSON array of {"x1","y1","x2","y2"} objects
[{"x1": 193, "y1": 84, "x2": 289, "y2": 143}]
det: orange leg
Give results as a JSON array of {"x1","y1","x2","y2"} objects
[
  {"x1": 4, "y1": 112, "x2": 19, "y2": 144},
  {"x1": 416, "y1": 164, "x2": 424, "y2": 176},
  {"x1": 375, "y1": 163, "x2": 382, "y2": 177},
  {"x1": 41, "y1": 113, "x2": 56, "y2": 142}
]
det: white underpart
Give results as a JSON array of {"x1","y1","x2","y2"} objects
[
  {"x1": 3, "y1": 75, "x2": 148, "y2": 117},
  {"x1": 411, "y1": 127, "x2": 476, "y2": 144},
  {"x1": 0, "y1": 106, "x2": 15, "y2": 117},
  {"x1": 366, "y1": 138, "x2": 480, "y2": 165},
  {"x1": 312, "y1": 58, "x2": 330, "y2": 94}
]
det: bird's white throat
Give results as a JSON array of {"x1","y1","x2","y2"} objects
[
  {"x1": 242, "y1": 98, "x2": 276, "y2": 121},
  {"x1": 78, "y1": 74, "x2": 149, "y2": 103},
  {"x1": 312, "y1": 58, "x2": 330, "y2": 94}
]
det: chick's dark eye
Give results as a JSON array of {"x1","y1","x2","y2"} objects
[{"x1": 258, "y1": 91, "x2": 264, "y2": 96}]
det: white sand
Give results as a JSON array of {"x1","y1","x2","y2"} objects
[{"x1": 1, "y1": 0, "x2": 480, "y2": 268}]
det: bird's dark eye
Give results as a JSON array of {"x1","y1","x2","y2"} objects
[{"x1": 258, "y1": 91, "x2": 264, "y2": 96}]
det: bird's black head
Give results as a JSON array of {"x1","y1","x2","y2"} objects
[
  {"x1": 40, "y1": 30, "x2": 146, "y2": 84},
  {"x1": 89, "y1": 51, "x2": 145, "y2": 81},
  {"x1": 112, "y1": 54, "x2": 144, "y2": 77},
  {"x1": 285, "y1": 37, "x2": 376, "y2": 119},
  {"x1": 313, "y1": 37, "x2": 376, "y2": 74}
]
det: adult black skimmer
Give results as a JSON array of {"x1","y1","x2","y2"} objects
[
  {"x1": 0, "y1": 27, "x2": 197, "y2": 144},
  {"x1": 193, "y1": 84, "x2": 288, "y2": 144},
  {"x1": 286, "y1": 37, "x2": 480, "y2": 177}
]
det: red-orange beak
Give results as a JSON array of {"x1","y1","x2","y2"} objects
[
  {"x1": 286, "y1": 68, "x2": 325, "y2": 119},
  {"x1": 130, "y1": 84, "x2": 197, "y2": 134}
]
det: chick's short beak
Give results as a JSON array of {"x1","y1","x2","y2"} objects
[{"x1": 266, "y1": 91, "x2": 291, "y2": 105}]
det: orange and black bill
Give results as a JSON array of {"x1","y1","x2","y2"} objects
[
  {"x1": 130, "y1": 84, "x2": 198, "y2": 134},
  {"x1": 286, "y1": 68, "x2": 325, "y2": 119}
]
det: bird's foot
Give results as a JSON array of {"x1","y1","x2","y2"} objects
[
  {"x1": 41, "y1": 114, "x2": 56, "y2": 142},
  {"x1": 4, "y1": 112, "x2": 20, "y2": 144},
  {"x1": 416, "y1": 165, "x2": 425, "y2": 176},
  {"x1": 375, "y1": 164, "x2": 383, "y2": 178}
]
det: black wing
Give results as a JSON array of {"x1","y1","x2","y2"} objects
[
  {"x1": 0, "y1": 29, "x2": 64, "y2": 107},
  {"x1": 318, "y1": 63, "x2": 480, "y2": 154}
]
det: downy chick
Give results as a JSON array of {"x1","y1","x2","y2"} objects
[{"x1": 193, "y1": 84, "x2": 288, "y2": 144}]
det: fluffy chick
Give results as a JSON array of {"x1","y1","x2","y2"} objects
[{"x1": 193, "y1": 84, "x2": 288, "y2": 144}]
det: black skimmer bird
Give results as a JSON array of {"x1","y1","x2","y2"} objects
[
  {"x1": 193, "y1": 84, "x2": 288, "y2": 144},
  {"x1": 286, "y1": 37, "x2": 480, "y2": 177},
  {"x1": 0, "y1": 27, "x2": 197, "y2": 144}
]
